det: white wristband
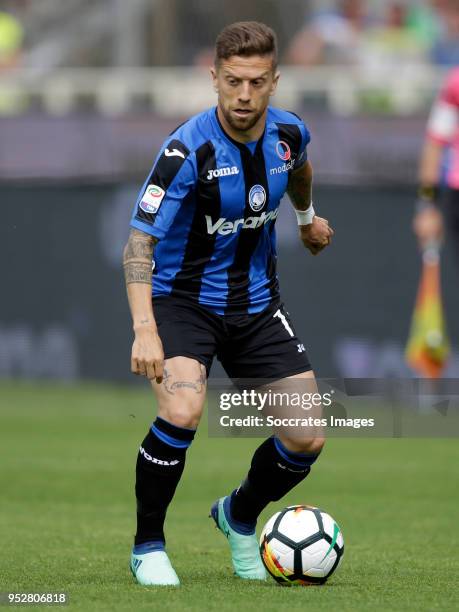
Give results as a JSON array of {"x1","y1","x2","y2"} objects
[{"x1": 295, "y1": 204, "x2": 315, "y2": 226}]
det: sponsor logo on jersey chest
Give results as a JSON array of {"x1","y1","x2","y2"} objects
[
  {"x1": 270, "y1": 159, "x2": 295, "y2": 175},
  {"x1": 276, "y1": 140, "x2": 291, "y2": 161},
  {"x1": 205, "y1": 208, "x2": 278, "y2": 235}
]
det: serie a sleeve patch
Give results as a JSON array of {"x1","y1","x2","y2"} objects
[{"x1": 139, "y1": 185, "x2": 166, "y2": 214}]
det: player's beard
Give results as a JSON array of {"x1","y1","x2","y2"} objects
[{"x1": 221, "y1": 104, "x2": 266, "y2": 135}]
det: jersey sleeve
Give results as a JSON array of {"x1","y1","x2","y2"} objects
[
  {"x1": 292, "y1": 121, "x2": 311, "y2": 171},
  {"x1": 427, "y1": 69, "x2": 459, "y2": 145},
  {"x1": 130, "y1": 138, "x2": 197, "y2": 240}
]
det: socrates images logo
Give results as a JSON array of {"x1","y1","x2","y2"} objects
[
  {"x1": 276, "y1": 140, "x2": 291, "y2": 161},
  {"x1": 249, "y1": 184, "x2": 266, "y2": 212},
  {"x1": 139, "y1": 184, "x2": 165, "y2": 214}
]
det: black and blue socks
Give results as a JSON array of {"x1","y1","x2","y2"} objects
[
  {"x1": 229, "y1": 436, "x2": 321, "y2": 531},
  {"x1": 135, "y1": 427, "x2": 319, "y2": 546},
  {"x1": 134, "y1": 416, "x2": 196, "y2": 549}
]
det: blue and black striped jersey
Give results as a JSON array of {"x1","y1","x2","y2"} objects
[{"x1": 130, "y1": 106, "x2": 310, "y2": 315}]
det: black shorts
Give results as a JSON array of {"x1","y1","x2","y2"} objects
[{"x1": 153, "y1": 296, "x2": 312, "y2": 381}]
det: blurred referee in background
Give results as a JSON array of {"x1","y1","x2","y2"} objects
[{"x1": 415, "y1": 65, "x2": 459, "y2": 266}]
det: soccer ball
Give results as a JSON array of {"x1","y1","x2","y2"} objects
[{"x1": 259, "y1": 505, "x2": 344, "y2": 585}]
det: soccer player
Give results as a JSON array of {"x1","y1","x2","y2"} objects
[
  {"x1": 414, "y1": 65, "x2": 459, "y2": 265},
  {"x1": 123, "y1": 21, "x2": 334, "y2": 586}
]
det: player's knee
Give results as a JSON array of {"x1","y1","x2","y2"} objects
[
  {"x1": 161, "y1": 404, "x2": 203, "y2": 430},
  {"x1": 281, "y1": 435, "x2": 325, "y2": 455}
]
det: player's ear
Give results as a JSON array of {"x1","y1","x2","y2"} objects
[
  {"x1": 210, "y1": 66, "x2": 218, "y2": 93},
  {"x1": 270, "y1": 70, "x2": 280, "y2": 96}
]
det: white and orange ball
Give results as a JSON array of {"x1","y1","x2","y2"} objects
[{"x1": 259, "y1": 505, "x2": 344, "y2": 585}]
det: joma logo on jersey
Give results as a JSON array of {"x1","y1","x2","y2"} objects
[
  {"x1": 270, "y1": 159, "x2": 295, "y2": 175},
  {"x1": 207, "y1": 166, "x2": 240, "y2": 180},
  {"x1": 205, "y1": 209, "x2": 279, "y2": 235}
]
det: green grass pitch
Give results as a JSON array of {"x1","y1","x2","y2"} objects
[{"x1": 1, "y1": 382, "x2": 458, "y2": 611}]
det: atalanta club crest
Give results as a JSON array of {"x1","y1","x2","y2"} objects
[
  {"x1": 249, "y1": 184, "x2": 266, "y2": 212},
  {"x1": 276, "y1": 141, "x2": 291, "y2": 162}
]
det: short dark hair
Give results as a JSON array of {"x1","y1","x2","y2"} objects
[{"x1": 215, "y1": 21, "x2": 278, "y2": 70}]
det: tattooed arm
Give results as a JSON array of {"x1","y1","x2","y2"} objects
[
  {"x1": 287, "y1": 159, "x2": 314, "y2": 212},
  {"x1": 123, "y1": 229, "x2": 164, "y2": 382},
  {"x1": 287, "y1": 160, "x2": 334, "y2": 255}
]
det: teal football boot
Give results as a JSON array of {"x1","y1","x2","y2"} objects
[
  {"x1": 130, "y1": 543, "x2": 180, "y2": 586},
  {"x1": 210, "y1": 495, "x2": 266, "y2": 580}
]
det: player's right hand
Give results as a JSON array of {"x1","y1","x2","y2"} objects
[
  {"x1": 413, "y1": 205, "x2": 444, "y2": 249},
  {"x1": 131, "y1": 328, "x2": 164, "y2": 383}
]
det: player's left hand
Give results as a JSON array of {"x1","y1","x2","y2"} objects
[{"x1": 299, "y1": 216, "x2": 334, "y2": 255}]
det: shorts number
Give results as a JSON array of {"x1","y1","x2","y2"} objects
[{"x1": 273, "y1": 308, "x2": 294, "y2": 338}]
